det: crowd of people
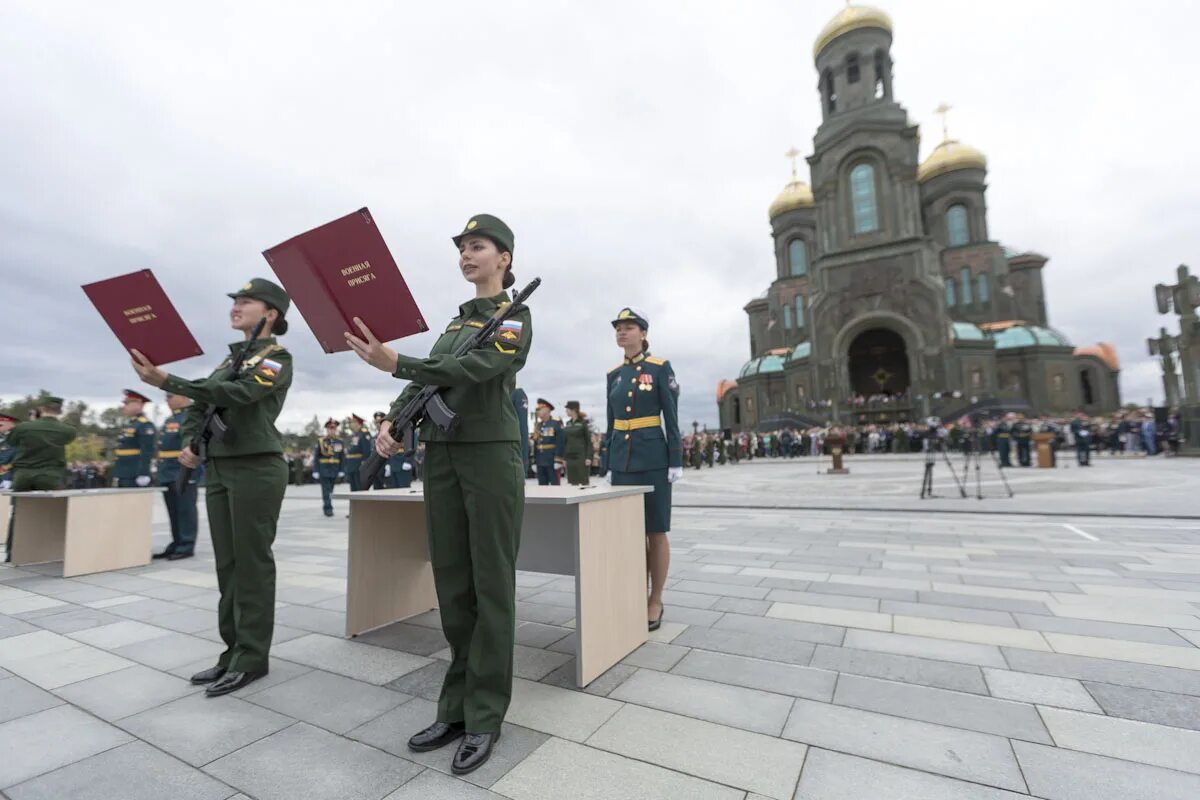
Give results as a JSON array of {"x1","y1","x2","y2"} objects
[{"x1": 680, "y1": 407, "x2": 1184, "y2": 467}]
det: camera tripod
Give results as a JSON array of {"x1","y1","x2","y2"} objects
[
  {"x1": 919, "y1": 438, "x2": 966, "y2": 499},
  {"x1": 959, "y1": 432, "x2": 1015, "y2": 499}
]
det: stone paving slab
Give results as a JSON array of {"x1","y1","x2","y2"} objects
[{"x1": 794, "y1": 747, "x2": 1031, "y2": 800}]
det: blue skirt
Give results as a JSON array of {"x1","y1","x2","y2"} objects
[{"x1": 611, "y1": 468, "x2": 671, "y2": 534}]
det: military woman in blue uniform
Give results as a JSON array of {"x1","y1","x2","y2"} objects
[
  {"x1": 312, "y1": 419, "x2": 344, "y2": 516},
  {"x1": 154, "y1": 391, "x2": 201, "y2": 560},
  {"x1": 605, "y1": 308, "x2": 682, "y2": 631},
  {"x1": 113, "y1": 389, "x2": 156, "y2": 487},
  {"x1": 533, "y1": 399, "x2": 564, "y2": 485}
]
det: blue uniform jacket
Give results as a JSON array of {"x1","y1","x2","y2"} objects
[
  {"x1": 606, "y1": 352, "x2": 682, "y2": 472},
  {"x1": 0, "y1": 437, "x2": 14, "y2": 483},
  {"x1": 344, "y1": 431, "x2": 372, "y2": 473},
  {"x1": 534, "y1": 417, "x2": 565, "y2": 467},
  {"x1": 157, "y1": 410, "x2": 203, "y2": 485},
  {"x1": 113, "y1": 414, "x2": 156, "y2": 480},
  {"x1": 313, "y1": 437, "x2": 345, "y2": 478}
]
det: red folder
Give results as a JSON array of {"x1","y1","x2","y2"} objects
[
  {"x1": 262, "y1": 208, "x2": 427, "y2": 353},
  {"x1": 81, "y1": 270, "x2": 204, "y2": 365}
]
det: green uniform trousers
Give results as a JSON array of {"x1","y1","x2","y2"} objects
[
  {"x1": 206, "y1": 454, "x2": 287, "y2": 673},
  {"x1": 424, "y1": 440, "x2": 524, "y2": 734},
  {"x1": 565, "y1": 456, "x2": 589, "y2": 486}
]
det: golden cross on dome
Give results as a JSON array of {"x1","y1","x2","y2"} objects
[
  {"x1": 785, "y1": 146, "x2": 801, "y2": 180},
  {"x1": 935, "y1": 102, "x2": 953, "y2": 142}
]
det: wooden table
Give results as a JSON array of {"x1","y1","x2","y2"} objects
[
  {"x1": 338, "y1": 484, "x2": 652, "y2": 687},
  {"x1": 8, "y1": 488, "x2": 160, "y2": 577}
]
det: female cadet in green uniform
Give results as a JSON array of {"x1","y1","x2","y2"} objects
[
  {"x1": 130, "y1": 278, "x2": 292, "y2": 698},
  {"x1": 562, "y1": 400, "x2": 594, "y2": 485},
  {"x1": 344, "y1": 214, "x2": 531, "y2": 776},
  {"x1": 605, "y1": 308, "x2": 682, "y2": 631}
]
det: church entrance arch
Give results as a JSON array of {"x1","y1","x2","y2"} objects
[{"x1": 848, "y1": 328, "x2": 910, "y2": 397}]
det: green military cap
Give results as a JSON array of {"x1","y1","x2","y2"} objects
[
  {"x1": 452, "y1": 214, "x2": 515, "y2": 261},
  {"x1": 611, "y1": 307, "x2": 649, "y2": 330},
  {"x1": 228, "y1": 278, "x2": 290, "y2": 316},
  {"x1": 45, "y1": 396, "x2": 65, "y2": 406}
]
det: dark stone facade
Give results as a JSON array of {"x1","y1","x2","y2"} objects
[{"x1": 718, "y1": 5, "x2": 1121, "y2": 432}]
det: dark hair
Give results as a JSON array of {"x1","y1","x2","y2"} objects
[
  {"x1": 502, "y1": 268, "x2": 515, "y2": 290},
  {"x1": 267, "y1": 306, "x2": 288, "y2": 335},
  {"x1": 641, "y1": 338, "x2": 650, "y2": 353}
]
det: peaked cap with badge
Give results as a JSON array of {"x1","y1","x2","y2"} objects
[{"x1": 452, "y1": 214, "x2": 515, "y2": 260}]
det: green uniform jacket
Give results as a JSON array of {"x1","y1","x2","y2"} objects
[
  {"x1": 606, "y1": 352, "x2": 682, "y2": 472},
  {"x1": 162, "y1": 338, "x2": 293, "y2": 457},
  {"x1": 112, "y1": 414, "x2": 156, "y2": 480},
  {"x1": 8, "y1": 418, "x2": 77, "y2": 481},
  {"x1": 389, "y1": 292, "x2": 532, "y2": 442},
  {"x1": 563, "y1": 417, "x2": 594, "y2": 461}
]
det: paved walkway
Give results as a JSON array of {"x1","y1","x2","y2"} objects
[{"x1": 2, "y1": 460, "x2": 1200, "y2": 799}]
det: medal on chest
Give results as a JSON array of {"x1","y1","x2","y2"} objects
[{"x1": 638, "y1": 373, "x2": 654, "y2": 392}]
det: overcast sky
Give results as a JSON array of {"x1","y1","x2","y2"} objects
[{"x1": 2, "y1": 0, "x2": 1195, "y2": 430}]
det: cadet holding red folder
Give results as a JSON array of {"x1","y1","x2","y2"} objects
[
  {"x1": 129, "y1": 278, "x2": 293, "y2": 698},
  {"x1": 344, "y1": 214, "x2": 533, "y2": 776}
]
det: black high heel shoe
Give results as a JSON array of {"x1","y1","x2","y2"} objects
[{"x1": 648, "y1": 608, "x2": 664, "y2": 632}]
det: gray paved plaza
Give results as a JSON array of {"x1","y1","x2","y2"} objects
[{"x1": 2, "y1": 455, "x2": 1199, "y2": 799}]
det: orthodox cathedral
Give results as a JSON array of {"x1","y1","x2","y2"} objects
[{"x1": 717, "y1": 4, "x2": 1121, "y2": 431}]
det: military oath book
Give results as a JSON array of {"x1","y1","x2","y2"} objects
[
  {"x1": 82, "y1": 269, "x2": 204, "y2": 365},
  {"x1": 262, "y1": 208, "x2": 427, "y2": 353}
]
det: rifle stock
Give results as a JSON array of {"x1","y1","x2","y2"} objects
[{"x1": 360, "y1": 278, "x2": 541, "y2": 488}]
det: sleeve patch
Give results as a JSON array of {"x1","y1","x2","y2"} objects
[
  {"x1": 494, "y1": 341, "x2": 518, "y2": 355},
  {"x1": 494, "y1": 319, "x2": 524, "y2": 345},
  {"x1": 253, "y1": 374, "x2": 274, "y2": 386}
]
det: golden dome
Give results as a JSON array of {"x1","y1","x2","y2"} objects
[
  {"x1": 813, "y1": 4, "x2": 893, "y2": 58},
  {"x1": 1073, "y1": 343, "x2": 1120, "y2": 371},
  {"x1": 769, "y1": 180, "x2": 815, "y2": 219},
  {"x1": 917, "y1": 139, "x2": 987, "y2": 182}
]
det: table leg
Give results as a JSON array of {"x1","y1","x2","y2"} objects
[
  {"x1": 346, "y1": 500, "x2": 438, "y2": 637},
  {"x1": 574, "y1": 494, "x2": 648, "y2": 686},
  {"x1": 11, "y1": 497, "x2": 67, "y2": 567}
]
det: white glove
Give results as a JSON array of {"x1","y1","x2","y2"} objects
[
  {"x1": 384, "y1": 465, "x2": 392, "y2": 477},
  {"x1": 337, "y1": 471, "x2": 345, "y2": 479},
  {"x1": 668, "y1": 467, "x2": 684, "y2": 484},
  {"x1": 603, "y1": 472, "x2": 613, "y2": 486},
  {"x1": 402, "y1": 463, "x2": 412, "y2": 471},
  {"x1": 0, "y1": 480, "x2": 11, "y2": 490},
  {"x1": 135, "y1": 475, "x2": 151, "y2": 487},
  {"x1": 312, "y1": 472, "x2": 320, "y2": 480}
]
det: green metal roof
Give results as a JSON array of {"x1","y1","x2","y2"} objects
[
  {"x1": 739, "y1": 354, "x2": 787, "y2": 377},
  {"x1": 951, "y1": 322, "x2": 986, "y2": 341},
  {"x1": 991, "y1": 325, "x2": 1071, "y2": 349},
  {"x1": 788, "y1": 342, "x2": 812, "y2": 361}
]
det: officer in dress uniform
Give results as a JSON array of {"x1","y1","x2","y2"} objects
[
  {"x1": 562, "y1": 401, "x2": 593, "y2": 486},
  {"x1": 130, "y1": 277, "x2": 293, "y2": 696},
  {"x1": 343, "y1": 213, "x2": 531, "y2": 775},
  {"x1": 605, "y1": 308, "x2": 682, "y2": 631},
  {"x1": 1070, "y1": 412, "x2": 1093, "y2": 466},
  {"x1": 6, "y1": 398, "x2": 77, "y2": 562},
  {"x1": 153, "y1": 391, "x2": 201, "y2": 560},
  {"x1": 993, "y1": 414, "x2": 1013, "y2": 467},
  {"x1": 372, "y1": 412, "x2": 390, "y2": 489},
  {"x1": 345, "y1": 414, "x2": 373, "y2": 491},
  {"x1": 1013, "y1": 413, "x2": 1034, "y2": 467},
  {"x1": 312, "y1": 419, "x2": 344, "y2": 516},
  {"x1": 113, "y1": 390, "x2": 156, "y2": 487},
  {"x1": 511, "y1": 387, "x2": 530, "y2": 477},
  {"x1": 533, "y1": 399, "x2": 564, "y2": 485}
]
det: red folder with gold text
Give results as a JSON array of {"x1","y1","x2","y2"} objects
[
  {"x1": 262, "y1": 208, "x2": 427, "y2": 353},
  {"x1": 81, "y1": 270, "x2": 203, "y2": 365}
]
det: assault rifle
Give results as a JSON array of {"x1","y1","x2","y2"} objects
[
  {"x1": 175, "y1": 317, "x2": 268, "y2": 491},
  {"x1": 360, "y1": 278, "x2": 541, "y2": 488}
]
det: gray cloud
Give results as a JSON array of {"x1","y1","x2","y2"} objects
[{"x1": 2, "y1": 0, "x2": 1194, "y2": 430}]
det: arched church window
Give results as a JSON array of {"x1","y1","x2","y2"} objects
[
  {"x1": 822, "y1": 69, "x2": 836, "y2": 114},
  {"x1": 1080, "y1": 370, "x2": 1095, "y2": 405},
  {"x1": 847, "y1": 54, "x2": 861, "y2": 84},
  {"x1": 795, "y1": 295, "x2": 806, "y2": 329},
  {"x1": 873, "y1": 50, "x2": 887, "y2": 99},
  {"x1": 783, "y1": 305, "x2": 792, "y2": 330},
  {"x1": 947, "y1": 204, "x2": 969, "y2": 246},
  {"x1": 959, "y1": 267, "x2": 973, "y2": 304},
  {"x1": 945, "y1": 278, "x2": 956, "y2": 307},
  {"x1": 787, "y1": 239, "x2": 807, "y2": 277},
  {"x1": 977, "y1": 273, "x2": 989, "y2": 304},
  {"x1": 850, "y1": 163, "x2": 879, "y2": 234}
]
